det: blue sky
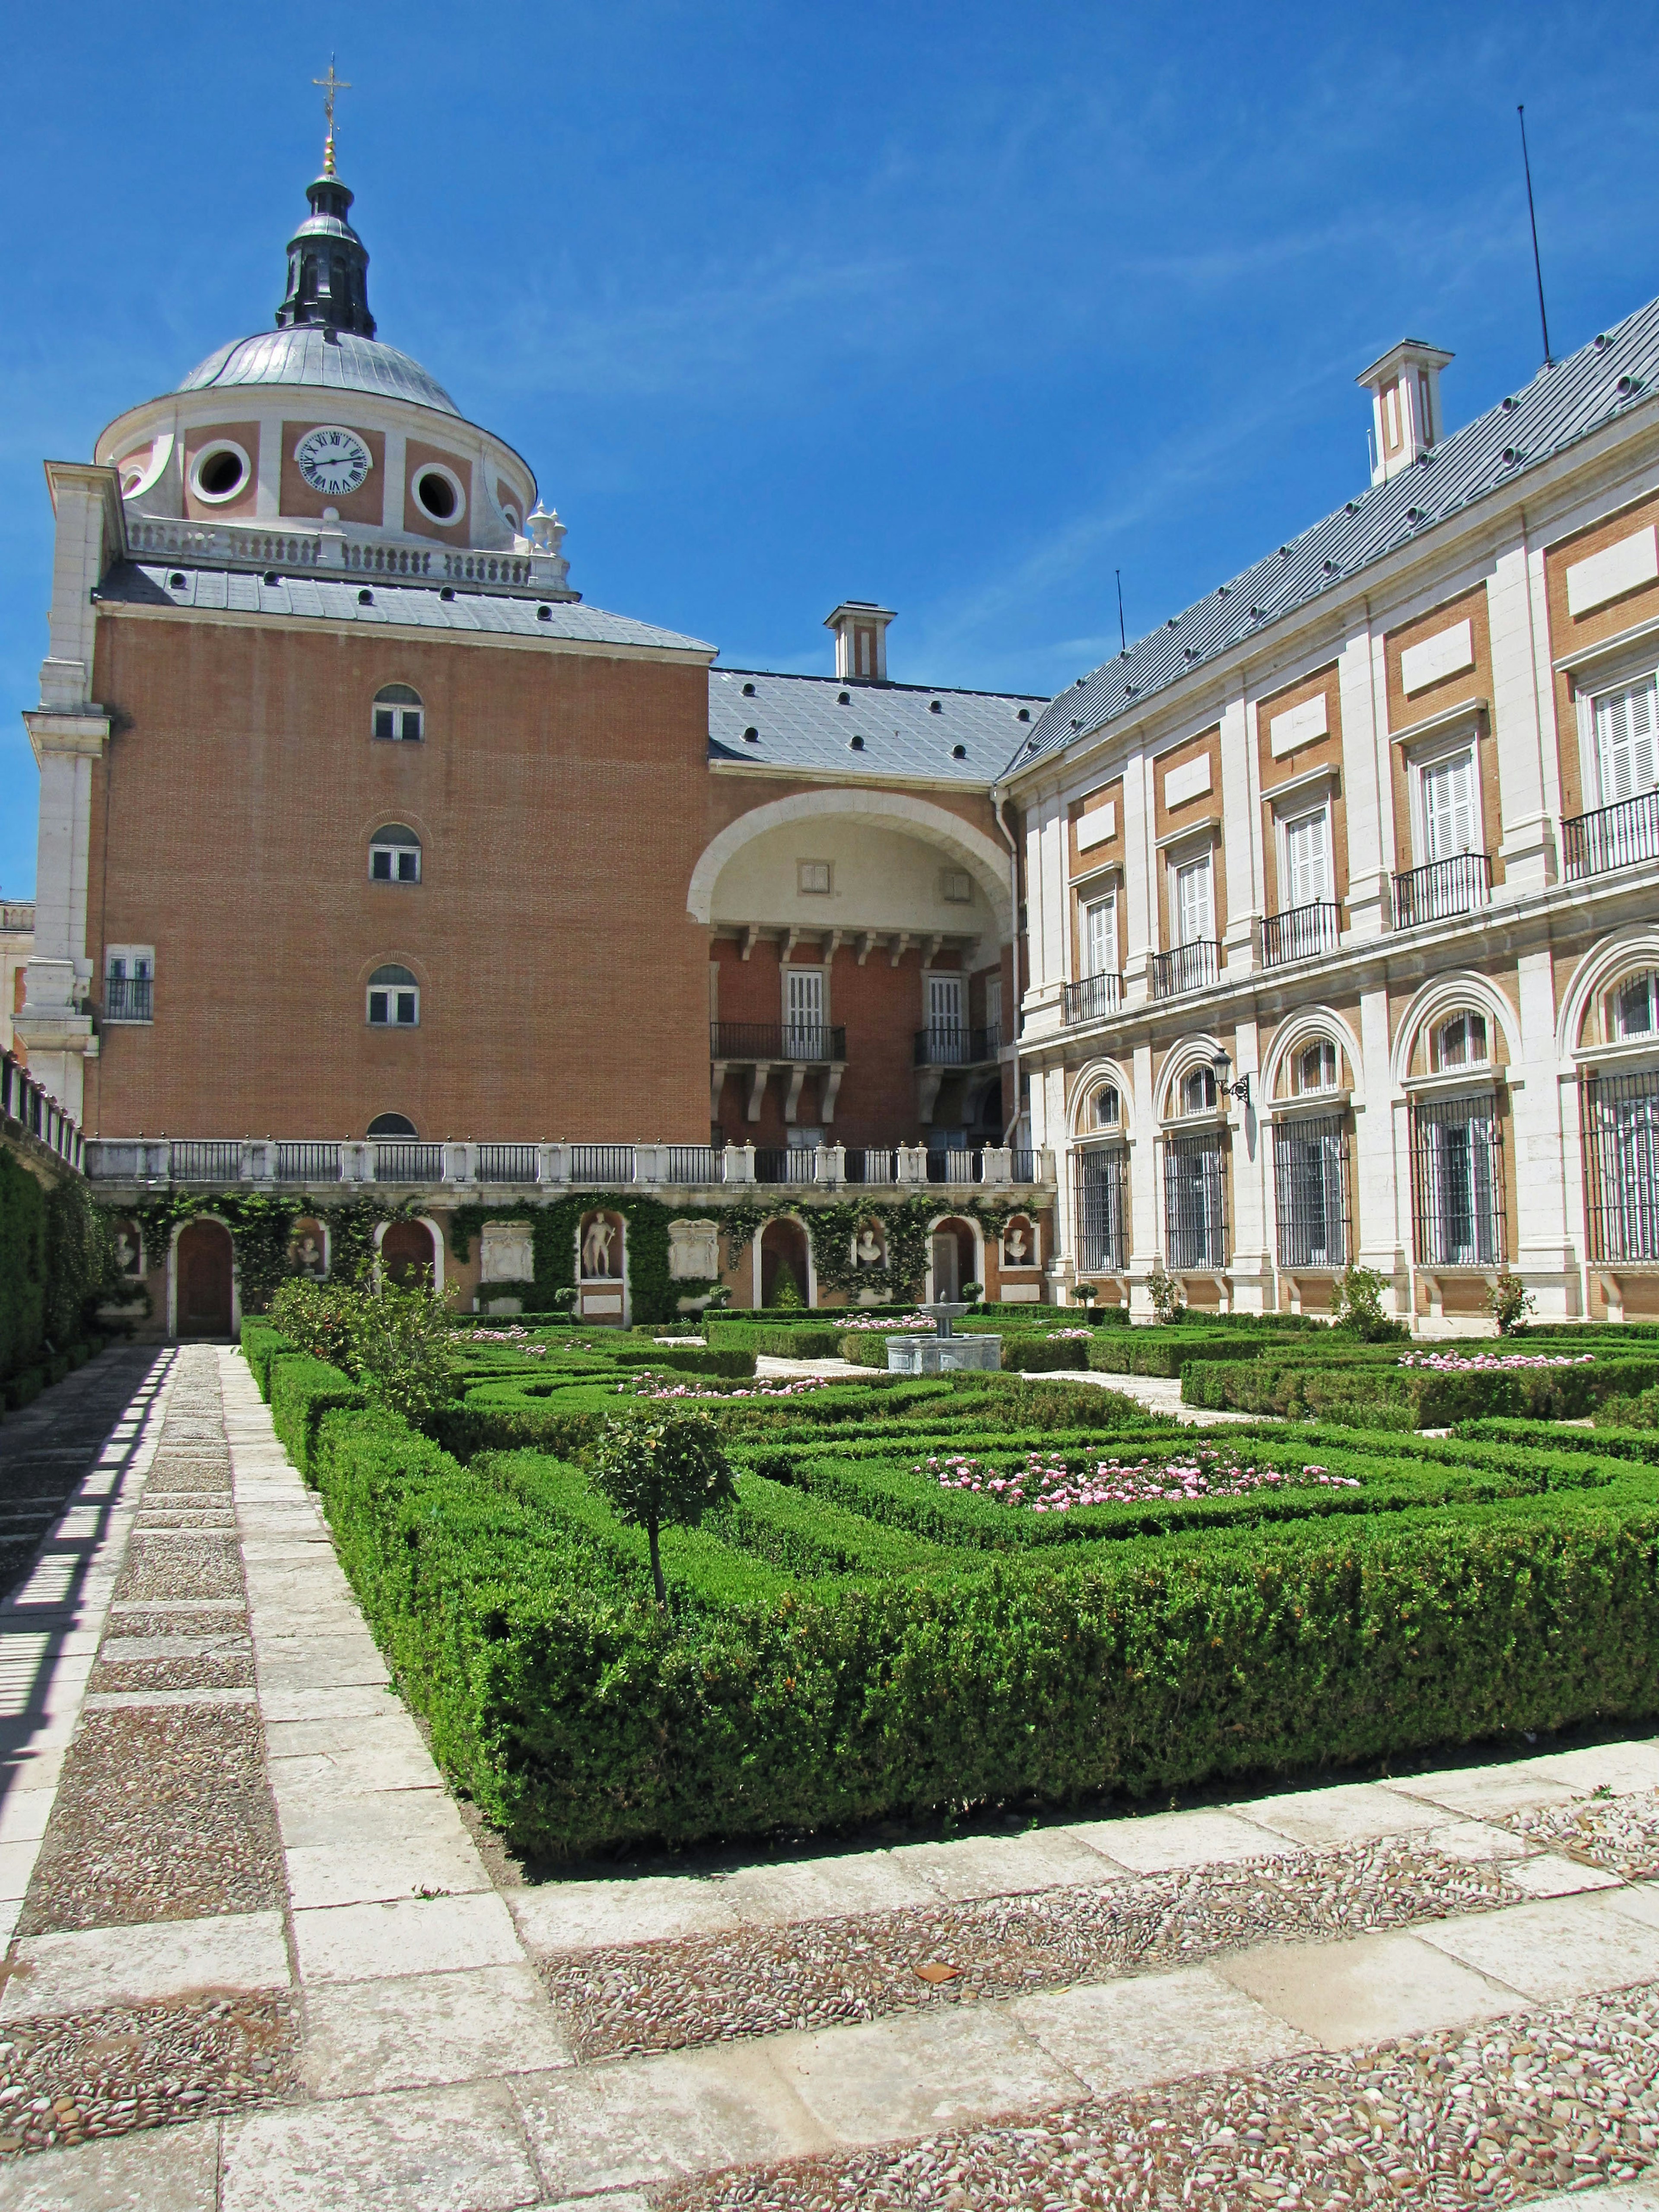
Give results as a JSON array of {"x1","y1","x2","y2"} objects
[{"x1": 3, "y1": 2, "x2": 1658, "y2": 896}]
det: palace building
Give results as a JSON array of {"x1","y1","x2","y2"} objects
[{"x1": 16, "y1": 138, "x2": 1659, "y2": 1336}]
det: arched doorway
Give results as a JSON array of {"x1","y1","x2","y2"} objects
[
  {"x1": 760, "y1": 1217, "x2": 811, "y2": 1307},
  {"x1": 176, "y1": 1219, "x2": 234, "y2": 1338},
  {"x1": 380, "y1": 1219, "x2": 436, "y2": 1286},
  {"x1": 928, "y1": 1216, "x2": 979, "y2": 1303}
]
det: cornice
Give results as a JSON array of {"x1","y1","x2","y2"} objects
[{"x1": 92, "y1": 597, "x2": 715, "y2": 669}]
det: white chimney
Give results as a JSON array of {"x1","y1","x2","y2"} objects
[
  {"x1": 1357, "y1": 340, "x2": 1452, "y2": 486},
  {"x1": 824, "y1": 601, "x2": 896, "y2": 684}
]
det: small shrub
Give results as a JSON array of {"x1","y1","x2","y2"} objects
[
  {"x1": 271, "y1": 1269, "x2": 455, "y2": 1429},
  {"x1": 769, "y1": 1259, "x2": 805, "y2": 1311},
  {"x1": 1485, "y1": 1273, "x2": 1537, "y2": 1336},
  {"x1": 270, "y1": 1278, "x2": 359, "y2": 1371},
  {"x1": 1329, "y1": 1265, "x2": 1406, "y2": 1343},
  {"x1": 585, "y1": 1410, "x2": 736, "y2": 1605},
  {"x1": 1145, "y1": 1263, "x2": 1184, "y2": 1324}
]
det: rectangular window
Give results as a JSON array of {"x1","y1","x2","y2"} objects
[
  {"x1": 1076, "y1": 1146, "x2": 1128, "y2": 1274},
  {"x1": 1084, "y1": 895, "x2": 1117, "y2": 977},
  {"x1": 1174, "y1": 853, "x2": 1213, "y2": 945},
  {"x1": 368, "y1": 987, "x2": 419, "y2": 1026},
  {"x1": 1420, "y1": 749, "x2": 1478, "y2": 861},
  {"x1": 1283, "y1": 807, "x2": 1331, "y2": 905},
  {"x1": 797, "y1": 860, "x2": 832, "y2": 895},
  {"x1": 1411, "y1": 1092, "x2": 1504, "y2": 1266},
  {"x1": 1273, "y1": 1114, "x2": 1350, "y2": 1268},
  {"x1": 1593, "y1": 673, "x2": 1659, "y2": 805},
  {"x1": 104, "y1": 948, "x2": 154, "y2": 1023},
  {"x1": 1583, "y1": 1069, "x2": 1659, "y2": 1262},
  {"x1": 784, "y1": 966, "x2": 825, "y2": 1053},
  {"x1": 927, "y1": 972, "x2": 964, "y2": 1033},
  {"x1": 1164, "y1": 1130, "x2": 1226, "y2": 1269}
]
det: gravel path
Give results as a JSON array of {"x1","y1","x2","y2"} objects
[
  {"x1": 655, "y1": 1977, "x2": 1659, "y2": 2212},
  {"x1": 535, "y1": 1833, "x2": 1564, "y2": 2061}
]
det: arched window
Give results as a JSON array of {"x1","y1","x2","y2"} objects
[
  {"x1": 1093, "y1": 1084, "x2": 1120, "y2": 1129},
  {"x1": 366, "y1": 1113, "x2": 416, "y2": 1137},
  {"x1": 1297, "y1": 1040, "x2": 1338, "y2": 1094},
  {"x1": 1180, "y1": 1066, "x2": 1217, "y2": 1116},
  {"x1": 373, "y1": 684, "x2": 423, "y2": 742},
  {"x1": 367, "y1": 965, "x2": 419, "y2": 1027},
  {"x1": 369, "y1": 825, "x2": 421, "y2": 884},
  {"x1": 1610, "y1": 969, "x2": 1659, "y2": 1041},
  {"x1": 1433, "y1": 1011, "x2": 1488, "y2": 1072}
]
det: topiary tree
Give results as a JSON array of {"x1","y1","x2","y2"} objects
[
  {"x1": 1071, "y1": 1279, "x2": 1099, "y2": 1322},
  {"x1": 586, "y1": 1410, "x2": 736, "y2": 1607}
]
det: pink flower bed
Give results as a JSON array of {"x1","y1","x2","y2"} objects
[
  {"x1": 1398, "y1": 1351, "x2": 1594, "y2": 1372},
  {"x1": 617, "y1": 1373, "x2": 833, "y2": 1401},
  {"x1": 841, "y1": 1313, "x2": 937, "y2": 1332},
  {"x1": 914, "y1": 1445, "x2": 1359, "y2": 1513}
]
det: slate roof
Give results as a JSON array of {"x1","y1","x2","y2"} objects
[
  {"x1": 94, "y1": 563, "x2": 713, "y2": 655},
  {"x1": 1013, "y1": 293, "x2": 1659, "y2": 775},
  {"x1": 709, "y1": 666, "x2": 1044, "y2": 783},
  {"x1": 177, "y1": 327, "x2": 461, "y2": 416}
]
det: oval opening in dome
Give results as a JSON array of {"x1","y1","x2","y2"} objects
[{"x1": 414, "y1": 468, "x2": 459, "y2": 522}]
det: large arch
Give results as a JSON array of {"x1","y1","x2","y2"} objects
[
  {"x1": 1389, "y1": 971, "x2": 1522, "y2": 1090},
  {"x1": 687, "y1": 789, "x2": 1014, "y2": 938},
  {"x1": 1261, "y1": 1004, "x2": 1366, "y2": 1105},
  {"x1": 1557, "y1": 927, "x2": 1659, "y2": 1060}
]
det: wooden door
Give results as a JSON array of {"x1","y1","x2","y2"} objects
[
  {"x1": 380, "y1": 1219, "x2": 435, "y2": 1285},
  {"x1": 176, "y1": 1220, "x2": 233, "y2": 1338}
]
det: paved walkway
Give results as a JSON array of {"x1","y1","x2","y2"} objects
[{"x1": 0, "y1": 1348, "x2": 1653, "y2": 2209}]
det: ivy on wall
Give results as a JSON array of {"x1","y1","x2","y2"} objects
[{"x1": 112, "y1": 1192, "x2": 435, "y2": 1316}]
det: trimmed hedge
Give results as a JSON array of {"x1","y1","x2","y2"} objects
[{"x1": 1184, "y1": 1353, "x2": 1659, "y2": 1428}]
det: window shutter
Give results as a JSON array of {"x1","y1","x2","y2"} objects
[
  {"x1": 927, "y1": 973, "x2": 963, "y2": 1029},
  {"x1": 1595, "y1": 676, "x2": 1659, "y2": 804},
  {"x1": 1422, "y1": 751, "x2": 1477, "y2": 860},
  {"x1": 1085, "y1": 899, "x2": 1116, "y2": 977},
  {"x1": 1285, "y1": 810, "x2": 1330, "y2": 904},
  {"x1": 1176, "y1": 856, "x2": 1213, "y2": 944}
]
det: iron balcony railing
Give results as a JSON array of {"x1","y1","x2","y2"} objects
[
  {"x1": 1392, "y1": 852, "x2": 1491, "y2": 930},
  {"x1": 1076, "y1": 1144, "x2": 1128, "y2": 1274},
  {"x1": 913, "y1": 1024, "x2": 1001, "y2": 1068},
  {"x1": 104, "y1": 975, "x2": 153, "y2": 1023},
  {"x1": 1272, "y1": 1113, "x2": 1351, "y2": 1269},
  {"x1": 1261, "y1": 901, "x2": 1340, "y2": 969},
  {"x1": 1581, "y1": 1068, "x2": 1659, "y2": 1264},
  {"x1": 1562, "y1": 789, "x2": 1659, "y2": 880},
  {"x1": 1062, "y1": 972, "x2": 1122, "y2": 1024},
  {"x1": 1153, "y1": 940, "x2": 1220, "y2": 1001},
  {"x1": 0, "y1": 1050, "x2": 83, "y2": 1172},
  {"x1": 83, "y1": 1136, "x2": 1058, "y2": 1191},
  {"x1": 710, "y1": 1022, "x2": 846, "y2": 1062}
]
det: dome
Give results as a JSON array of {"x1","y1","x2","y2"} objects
[{"x1": 177, "y1": 326, "x2": 460, "y2": 416}]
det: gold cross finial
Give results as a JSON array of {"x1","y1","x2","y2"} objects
[{"x1": 313, "y1": 57, "x2": 351, "y2": 175}]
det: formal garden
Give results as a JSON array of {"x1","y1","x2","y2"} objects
[{"x1": 231, "y1": 1262, "x2": 1659, "y2": 1866}]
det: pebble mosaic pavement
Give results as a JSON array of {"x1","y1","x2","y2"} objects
[{"x1": 0, "y1": 1344, "x2": 1652, "y2": 2211}]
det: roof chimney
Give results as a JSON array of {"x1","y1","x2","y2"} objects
[
  {"x1": 824, "y1": 601, "x2": 896, "y2": 684},
  {"x1": 1356, "y1": 340, "x2": 1452, "y2": 486}
]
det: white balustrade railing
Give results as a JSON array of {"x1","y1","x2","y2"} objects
[
  {"x1": 124, "y1": 513, "x2": 575, "y2": 600},
  {"x1": 83, "y1": 1137, "x2": 1056, "y2": 1192}
]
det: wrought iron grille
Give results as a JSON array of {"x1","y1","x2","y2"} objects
[
  {"x1": 1153, "y1": 941, "x2": 1220, "y2": 1000},
  {"x1": 1563, "y1": 790, "x2": 1659, "y2": 880},
  {"x1": 1582, "y1": 1069, "x2": 1659, "y2": 1263},
  {"x1": 275, "y1": 1142, "x2": 343, "y2": 1183},
  {"x1": 1075, "y1": 1145, "x2": 1128, "y2": 1274},
  {"x1": 1062, "y1": 972, "x2": 1122, "y2": 1023},
  {"x1": 477, "y1": 1144, "x2": 539, "y2": 1183},
  {"x1": 104, "y1": 975, "x2": 153, "y2": 1022},
  {"x1": 568, "y1": 1144, "x2": 636, "y2": 1185},
  {"x1": 1272, "y1": 1113, "x2": 1350, "y2": 1268},
  {"x1": 171, "y1": 1141, "x2": 243, "y2": 1182},
  {"x1": 1392, "y1": 853, "x2": 1491, "y2": 929},
  {"x1": 664, "y1": 1146, "x2": 722, "y2": 1184},
  {"x1": 1261, "y1": 902, "x2": 1340, "y2": 968},
  {"x1": 1163, "y1": 1131, "x2": 1227, "y2": 1269},
  {"x1": 1409, "y1": 1091, "x2": 1505, "y2": 1265},
  {"x1": 373, "y1": 1141, "x2": 445, "y2": 1184},
  {"x1": 710, "y1": 1022, "x2": 846, "y2": 1061}
]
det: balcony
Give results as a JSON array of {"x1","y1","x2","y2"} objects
[
  {"x1": 84, "y1": 1135, "x2": 1057, "y2": 1195},
  {"x1": 1563, "y1": 790, "x2": 1659, "y2": 880},
  {"x1": 1, "y1": 1050, "x2": 83, "y2": 1172},
  {"x1": 1062, "y1": 973, "x2": 1122, "y2": 1024},
  {"x1": 1392, "y1": 852, "x2": 1491, "y2": 930},
  {"x1": 710, "y1": 1022, "x2": 845, "y2": 1063},
  {"x1": 104, "y1": 976, "x2": 153, "y2": 1023},
  {"x1": 913, "y1": 1023, "x2": 1001, "y2": 1068},
  {"x1": 1261, "y1": 901, "x2": 1340, "y2": 969},
  {"x1": 1153, "y1": 941, "x2": 1220, "y2": 1000}
]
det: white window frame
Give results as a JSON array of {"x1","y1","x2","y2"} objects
[
  {"x1": 925, "y1": 971, "x2": 964, "y2": 1033},
  {"x1": 1180, "y1": 1065, "x2": 1217, "y2": 1118},
  {"x1": 367, "y1": 971, "x2": 420, "y2": 1027},
  {"x1": 1432, "y1": 1010, "x2": 1490, "y2": 1074},
  {"x1": 1610, "y1": 969, "x2": 1659, "y2": 1043},
  {"x1": 1297, "y1": 1039, "x2": 1338, "y2": 1095},
  {"x1": 1082, "y1": 893, "x2": 1117, "y2": 979},
  {"x1": 1170, "y1": 849, "x2": 1214, "y2": 947},
  {"x1": 1408, "y1": 735, "x2": 1483, "y2": 867},
  {"x1": 1093, "y1": 1083, "x2": 1121, "y2": 1129},
  {"x1": 782, "y1": 965, "x2": 827, "y2": 1051},
  {"x1": 1583, "y1": 666, "x2": 1659, "y2": 810},
  {"x1": 104, "y1": 944, "x2": 155, "y2": 1024},
  {"x1": 1278, "y1": 803, "x2": 1333, "y2": 909},
  {"x1": 372, "y1": 689, "x2": 424, "y2": 743},
  {"x1": 369, "y1": 829, "x2": 422, "y2": 884}
]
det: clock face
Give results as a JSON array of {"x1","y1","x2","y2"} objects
[{"x1": 295, "y1": 425, "x2": 373, "y2": 497}]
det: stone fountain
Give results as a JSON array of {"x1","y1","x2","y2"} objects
[{"x1": 884, "y1": 1301, "x2": 1001, "y2": 1375}]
